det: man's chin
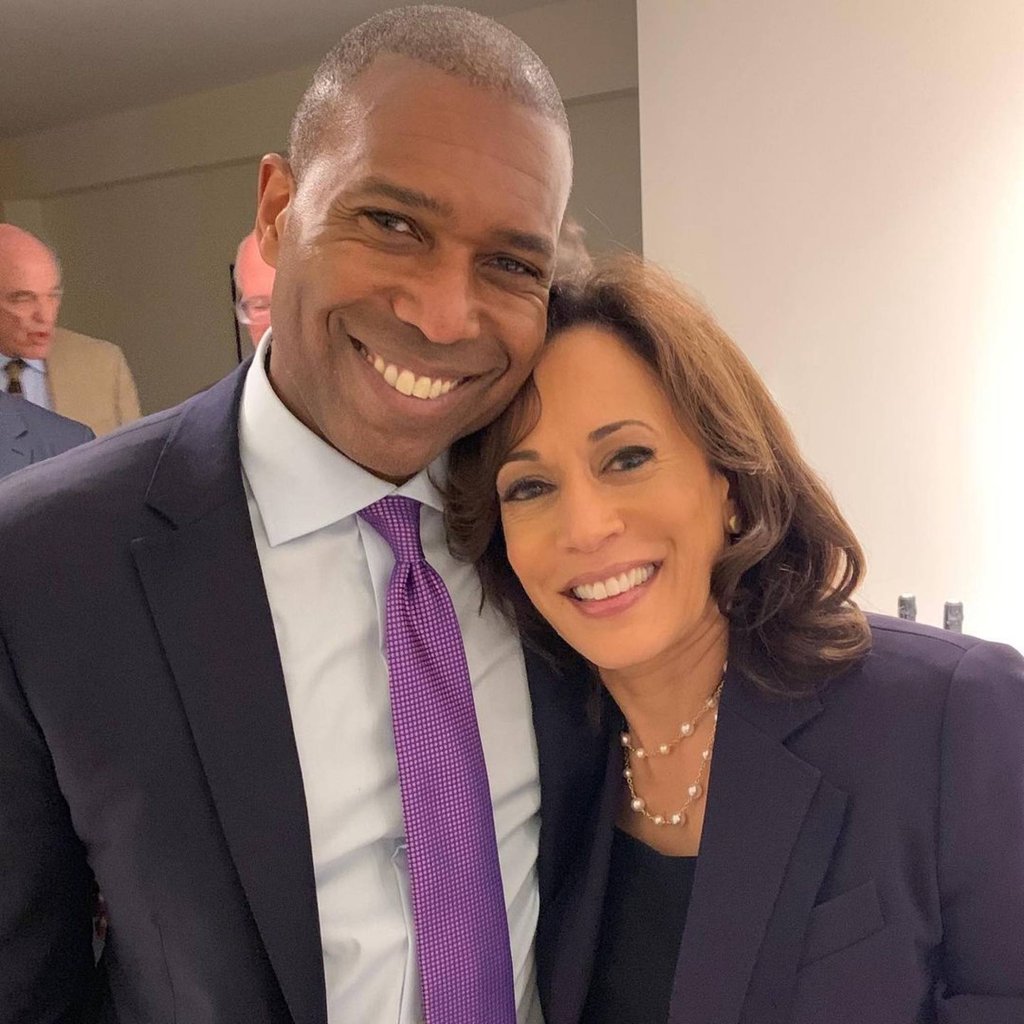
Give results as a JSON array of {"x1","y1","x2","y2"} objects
[
  {"x1": 21, "y1": 342, "x2": 51, "y2": 360},
  {"x1": 349, "y1": 441, "x2": 446, "y2": 485}
]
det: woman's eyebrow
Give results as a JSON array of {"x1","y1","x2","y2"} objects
[
  {"x1": 588, "y1": 419, "x2": 653, "y2": 443},
  {"x1": 500, "y1": 449, "x2": 540, "y2": 466}
]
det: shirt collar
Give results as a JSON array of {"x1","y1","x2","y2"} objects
[
  {"x1": 0, "y1": 355, "x2": 46, "y2": 372},
  {"x1": 238, "y1": 332, "x2": 447, "y2": 547}
]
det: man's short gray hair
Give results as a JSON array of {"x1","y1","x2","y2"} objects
[{"x1": 288, "y1": 4, "x2": 570, "y2": 180}]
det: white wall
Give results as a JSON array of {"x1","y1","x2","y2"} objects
[
  {"x1": 638, "y1": 0, "x2": 1024, "y2": 647},
  {"x1": 1, "y1": 0, "x2": 640, "y2": 413}
]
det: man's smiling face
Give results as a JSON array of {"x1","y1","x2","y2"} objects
[{"x1": 257, "y1": 56, "x2": 572, "y2": 483}]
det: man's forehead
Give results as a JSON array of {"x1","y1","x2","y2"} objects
[
  {"x1": 313, "y1": 56, "x2": 570, "y2": 173},
  {"x1": 0, "y1": 250, "x2": 60, "y2": 287}
]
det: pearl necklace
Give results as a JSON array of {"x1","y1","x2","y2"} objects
[{"x1": 620, "y1": 667, "x2": 725, "y2": 828}]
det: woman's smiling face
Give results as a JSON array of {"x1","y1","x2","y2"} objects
[{"x1": 496, "y1": 323, "x2": 735, "y2": 674}]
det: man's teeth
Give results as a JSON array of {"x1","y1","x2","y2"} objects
[
  {"x1": 572, "y1": 564, "x2": 655, "y2": 602},
  {"x1": 362, "y1": 346, "x2": 460, "y2": 400}
]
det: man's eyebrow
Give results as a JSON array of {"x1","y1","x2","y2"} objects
[
  {"x1": 588, "y1": 420, "x2": 653, "y2": 443},
  {"x1": 355, "y1": 176, "x2": 454, "y2": 217},
  {"x1": 352, "y1": 177, "x2": 554, "y2": 261}
]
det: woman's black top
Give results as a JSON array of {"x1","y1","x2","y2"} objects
[{"x1": 582, "y1": 827, "x2": 698, "y2": 1024}]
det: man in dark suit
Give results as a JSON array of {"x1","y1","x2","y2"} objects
[
  {"x1": 0, "y1": 8, "x2": 603, "y2": 1024},
  {"x1": 0, "y1": 389, "x2": 93, "y2": 479}
]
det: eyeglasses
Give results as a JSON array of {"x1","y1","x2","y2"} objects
[{"x1": 235, "y1": 295, "x2": 271, "y2": 326}]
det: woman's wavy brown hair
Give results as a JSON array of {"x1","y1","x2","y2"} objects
[{"x1": 446, "y1": 254, "x2": 871, "y2": 694}]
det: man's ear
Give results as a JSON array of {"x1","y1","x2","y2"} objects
[{"x1": 255, "y1": 154, "x2": 294, "y2": 269}]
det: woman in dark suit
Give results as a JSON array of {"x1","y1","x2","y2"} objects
[{"x1": 446, "y1": 256, "x2": 1024, "y2": 1024}]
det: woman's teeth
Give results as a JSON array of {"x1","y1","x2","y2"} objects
[
  {"x1": 361, "y1": 344, "x2": 461, "y2": 400},
  {"x1": 572, "y1": 564, "x2": 655, "y2": 602}
]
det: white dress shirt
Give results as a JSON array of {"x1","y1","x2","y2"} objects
[{"x1": 238, "y1": 335, "x2": 544, "y2": 1024}]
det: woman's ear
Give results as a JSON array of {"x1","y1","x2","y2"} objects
[{"x1": 721, "y1": 476, "x2": 742, "y2": 536}]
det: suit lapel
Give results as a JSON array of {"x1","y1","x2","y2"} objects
[
  {"x1": 668, "y1": 670, "x2": 847, "y2": 1024},
  {"x1": 131, "y1": 366, "x2": 327, "y2": 1024}
]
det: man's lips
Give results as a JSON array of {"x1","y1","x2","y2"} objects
[{"x1": 353, "y1": 338, "x2": 474, "y2": 401}]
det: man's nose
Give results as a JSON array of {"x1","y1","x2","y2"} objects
[{"x1": 391, "y1": 256, "x2": 482, "y2": 346}]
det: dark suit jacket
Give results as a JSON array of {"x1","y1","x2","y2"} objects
[
  {"x1": 538, "y1": 617, "x2": 1024, "y2": 1024},
  {"x1": 0, "y1": 390, "x2": 94, "y2": 479},
  {"x1": 0, "y1": 364, "x2": 607, "y2": 1023}
]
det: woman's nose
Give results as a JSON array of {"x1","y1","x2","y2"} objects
[{"x1": 557, "y1": 481, "x2": 625, "y2": 553}]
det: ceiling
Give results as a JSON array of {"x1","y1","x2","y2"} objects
[{"x1": 1, "y1": 0, "x2": 556, "y2": 140}]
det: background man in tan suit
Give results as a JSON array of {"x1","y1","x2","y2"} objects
[{"x1": 0, "y1": 224, "x2": 140, "y2": 436}]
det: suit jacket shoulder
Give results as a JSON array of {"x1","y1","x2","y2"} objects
[
  {"x1": 0, "y1": 400, "x2": 177, "y2": 542},
  {"x1": 0, "y1": 391, "x2": 95, "y2": 479}
]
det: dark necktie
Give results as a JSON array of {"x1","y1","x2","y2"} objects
[
  {"x1": 4, "y1": 358, "x2": 25, "y2": 396},
  {"x1": 358, "y1": 495, "x2": 517, "y2": 1024}
]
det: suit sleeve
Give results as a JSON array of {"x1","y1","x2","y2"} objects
[
  {"x1": 936, "y1": 639, "x2": 1024, "y2": 1023},
  {"x1": 0, "y1": 629, "x2": 97, "y2": 1022},
  {"x1": 115, "y1": 348, "x2": 142, "y2": 425}
]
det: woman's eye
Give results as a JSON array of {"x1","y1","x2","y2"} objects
[
  {"x1": 605, "y1": 445, "x2": 654, "y2": 473},
  {"x1": 499, "y1": 477, "x2": 552, "y2": 503},
  {"x1": 364, "y1": 210, "x2": 416, "y2": 236}
]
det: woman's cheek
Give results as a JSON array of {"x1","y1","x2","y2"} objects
[{"x1": 507, "y1": 534, "x2": 545, "y2": 604}]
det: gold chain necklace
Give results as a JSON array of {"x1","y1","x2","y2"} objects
[{"x1": 620, "y1": 665, "x2": 725, "y2": 828}]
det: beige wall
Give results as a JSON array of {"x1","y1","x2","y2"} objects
[
  {"x1": 566, "y1": 91, "x2": 643, "y2": 256},
  {"x1": 1, "y1": 0, "x2": 641, "y2": 414},
  {"x1": 45, "y1": 161, "x2": 259, "y2": 410},
  {"x1": 638, "y1": 0, "x2": 1024, "y2": 647}
]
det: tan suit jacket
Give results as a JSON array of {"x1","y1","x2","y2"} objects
[{"x1": 47, "y1": 327, "x2": 141, "y2": 436}]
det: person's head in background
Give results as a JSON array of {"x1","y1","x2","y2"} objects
[
  {"x1": 234, "y1": 230, "x2": 276, "y2": 349},
  {"x1": 254, "y1": 4, "x2": 573, "y2": 484},
  {"x1": 0, "y1": 225, "x2": 63, "y2": 361}
]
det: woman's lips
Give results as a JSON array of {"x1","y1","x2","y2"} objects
[{"x1": 563, "y1": 562, "x2": 661, "y2": 618}]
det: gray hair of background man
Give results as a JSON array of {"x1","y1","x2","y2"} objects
[{"x1": 288, "y1": 4, "x2": 572, "y2": 182}]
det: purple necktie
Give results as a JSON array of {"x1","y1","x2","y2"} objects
[{"x1": 359, "y1": 495, "x2": 517, "y2": 1024}]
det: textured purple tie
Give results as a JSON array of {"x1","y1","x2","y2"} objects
[{"x1": 359, "y1": 495, "x2": 517, "y2": 1024}]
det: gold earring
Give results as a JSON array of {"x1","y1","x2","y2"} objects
[{"x1": 727, "y1": 513, "x2": 741, "y2": 535}]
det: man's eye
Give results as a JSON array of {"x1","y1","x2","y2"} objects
[
  {"x1": 605, "y1": 446, "x2": 654, "y2": 473},
  {"x1": 499, "y1": 477, "x2": 552, "y2": 503},
  {"x1": 365, "y1": 210, "x2": 416, "y2": 235},
  {"x1": 490, "y1": 256, "x2": 541, "y2": 279}
]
